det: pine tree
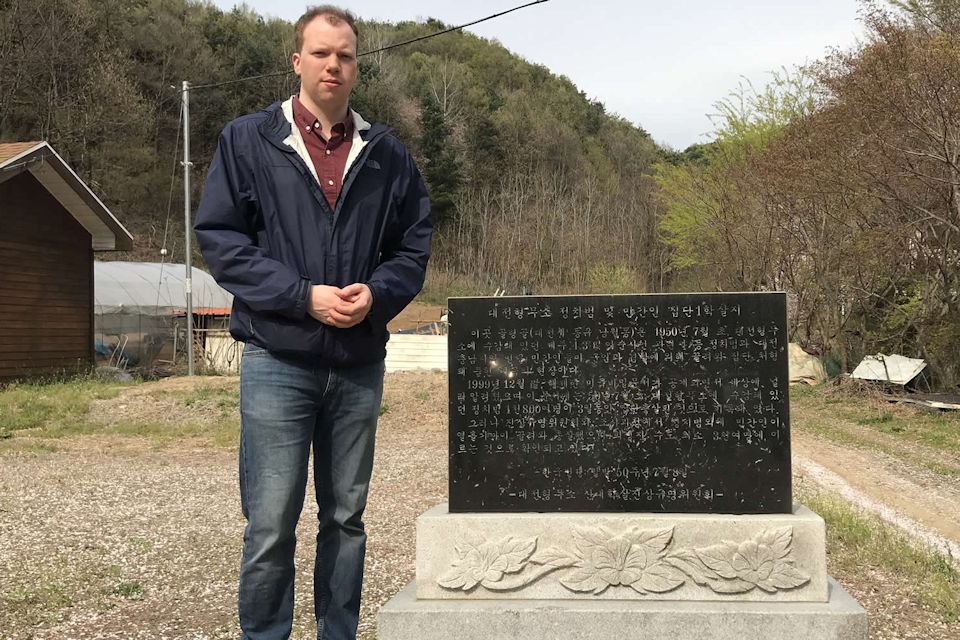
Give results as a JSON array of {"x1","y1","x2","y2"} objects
[{"x1": 418, "y1": 91, "x2": 462, "y2": 227}]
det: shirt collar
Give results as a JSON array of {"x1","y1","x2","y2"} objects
[
  {"x1": 281, "y1": 96, "x2": 372, "y2": 136},
  {"x1": 292, "y1": 95, "x2": 353, "y2": 138}
]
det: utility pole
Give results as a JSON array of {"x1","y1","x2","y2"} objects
[{"x1": 182, "y1": 80, "x2": 195, "y2": 376}]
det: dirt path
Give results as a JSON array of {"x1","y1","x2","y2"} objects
[
  {"x1": 791, "y1": 403, "x2": 960, "y2": 560},
  {"x1": 793, "y1": 438, "x2": 960, "y2": 559}
]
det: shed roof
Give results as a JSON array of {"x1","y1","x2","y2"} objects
[
  {"x1": 0, "y1": 141, "x2": 43, "y2": 163},
  {"x1": 0, "y1": 141, "x2": 134, "y2": 251}
]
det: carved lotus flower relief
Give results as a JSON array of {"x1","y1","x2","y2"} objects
[
  {"x1": 438, "y1": 537, "x2": 537, "y2": 591},
  {"x1": 687, "y1": 528, "x2": 811, "y2": 594},
  {"x1": 438, "y1": 525, "x2": 810, "y2": 596},
  {"x1": 559, "y1": 526, "x2": 682, "y2": 595}
]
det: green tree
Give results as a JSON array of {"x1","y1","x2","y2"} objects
[
  {"x1": 418, "y1": 90, "x2": 462, "y2": 227},
  {"x1": 655, "y1": 71, "x2": 818, "y2": 290}
]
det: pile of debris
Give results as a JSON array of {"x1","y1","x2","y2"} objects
[{"x1": 849, "y1": 353, "x2": 960, "y2": 411}]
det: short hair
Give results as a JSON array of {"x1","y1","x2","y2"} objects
[{"x1": 294, "y1": 5, "x2": 359, "y2": 52}]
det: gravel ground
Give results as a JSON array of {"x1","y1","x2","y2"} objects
[
  {"x1": 0, "y1": 371, "x2": 956, "y2": 639},
  {"x1": 0, "y1": 372, "x2": 445, "y2": 640}
]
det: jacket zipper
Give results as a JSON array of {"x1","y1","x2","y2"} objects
[
  {"x1": 327, "y1": 132, "x2": 390, "y2": 273},
  {"x1": 333, "y1": 131, "x2": 389, "y2": 222}
]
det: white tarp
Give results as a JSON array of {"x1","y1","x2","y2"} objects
[
  {"x1": 788, "y1": 343, "x2": 827, "y2": 385},
  {"x1": 95, "y1": 261, "x2": 232, "y2": 316},
  {"x1": 851, "y1": 353, "x2": 927, "y2": 385}
]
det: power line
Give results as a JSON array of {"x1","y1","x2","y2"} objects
[
  {"x1": 362, "y1": 0, "x2": 549, "y2": 56},
  {"x1": 188, "y1": 68, "x2": 291, "y2": 92},
  {"x1": 187, "y1": 0, "x2": 550, "y2": 92},
  {"x1": 160, "y1": 100, "x2": 183, "y2": 258},
  {"x1": 156, "y1": 99, "x2": 184, "y2": 314}
]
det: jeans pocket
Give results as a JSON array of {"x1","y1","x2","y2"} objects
[{"x1": 242, "y1": 343, "x2": 269, "y2": 357}]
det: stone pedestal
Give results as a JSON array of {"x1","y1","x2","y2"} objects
[
  {"x1": 380, "y1": 579, "x2": 866, "y2": 640},
  {"x1": 416, "y1": 503, "x2": 828, "y2": 602},
  {"x1": 377, "y1": 503, "x2": 867, "y2": 640}
]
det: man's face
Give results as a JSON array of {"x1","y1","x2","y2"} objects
[{"x1": 292, "y1": 17, "x2": 358, "y2": 113}]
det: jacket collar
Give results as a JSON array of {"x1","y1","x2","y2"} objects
[{"x1": 259, "y1": 99, "x2": 385, "y2": 185}]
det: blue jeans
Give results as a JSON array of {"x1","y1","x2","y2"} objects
[{"x1": 237, "y1": 345, "x2": 384, "y2": 640}]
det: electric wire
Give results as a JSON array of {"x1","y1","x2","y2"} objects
[
  {"x1": 186, "y1": 0, "x2": 549, "y2": 92},
  {"x1": 361, "y1": 0, "x2": 549, "y2": 56},
  {"x1": 156, "y1": 99, "x2": 184, "y2": 313}
]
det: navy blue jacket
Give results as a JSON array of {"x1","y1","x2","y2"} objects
[{"x1": 194, "y1": 101, "x2": 432, "y2": 366}]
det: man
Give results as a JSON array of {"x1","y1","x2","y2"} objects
[{"x1": 194, "y1": 6, "x2": 432, "y2": 639}]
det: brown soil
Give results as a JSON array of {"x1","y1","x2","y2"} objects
[
  {"x1": 386, "y1": 301, "x2": 445, "y2": 333},
  {"x1": 0, "y1": 374, "x2": 957, "y2": 639}
]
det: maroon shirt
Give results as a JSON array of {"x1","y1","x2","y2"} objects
[{"x1": 292, "y1": 96, "x2": 354, "y2": 211}]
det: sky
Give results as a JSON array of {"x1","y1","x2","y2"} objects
[{"x1": 210, "y1": 0, "x2": 868, "y2": 150}]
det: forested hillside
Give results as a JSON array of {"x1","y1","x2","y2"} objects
[
  {"x1": 1, "y1": 0, "x2": 958, "y2": 387},
  {"x1": 0, "y1": 0, "x2": 665, "y2": 294}
]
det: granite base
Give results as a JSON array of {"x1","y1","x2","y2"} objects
[{"x1": 378, "y1": 578, "x2": 867, "y2": 640}]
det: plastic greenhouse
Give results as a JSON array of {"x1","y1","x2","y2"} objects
[{"x1": 94, "y1": 261, "x2": 234, "y2": 371}]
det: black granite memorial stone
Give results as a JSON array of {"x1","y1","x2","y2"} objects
[{"x1": 448, "y1": 292, "x2": 791, "y2": 514}]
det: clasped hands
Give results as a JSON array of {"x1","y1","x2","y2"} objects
[{"x1": 308, "y1": 283, "x2": 373, "y2": 328}]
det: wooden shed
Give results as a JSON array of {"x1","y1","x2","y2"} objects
[{"x1": 0, "y1": 141, "x2": 133, "y2": 382}]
